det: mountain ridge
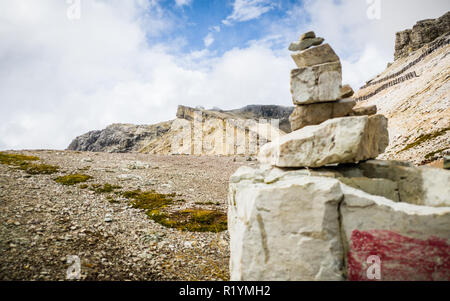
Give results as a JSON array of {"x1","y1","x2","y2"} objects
[{"x1": 68, "y1": 12, "x2": 450, "y2": 165}]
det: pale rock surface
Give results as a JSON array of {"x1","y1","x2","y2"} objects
[
  {"x1": 346, "y1": 160, "x2": 450, "y2": 207},
  {"x1": 258, "y1": 115, "x2": 389, "y2": 168},
  {"x1": 354, "y1": 32, "x2": 450, "y2": 165},
  {"x1": 168, "y1": 111, "x2": 286, "y2": 156},
  {"x1": 338, "y1": 177, "x2": 400, "y2": 203},
  {"x1": 259, "y1": 164, "x2": 401, "y2": 203},
  {"x1": 415, "y1": 167, "x2": 450, "y2": 207},
  {"x1": 291, "y1": 44, "x2": 340, "y2": 68},
  {"x1": 341, "y1": 163, "x2": 450, "y2": 207},
  {"x1": 291, "y1": 62, "x2": 342, "y2": 104},
  {"x1": 289, "y1": 99, "x2": 356, "y2": 131},
  {"x1": 229, "y1": 171, "x2": 345, "y2": 281}
]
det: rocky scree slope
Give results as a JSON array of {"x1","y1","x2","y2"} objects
[{"x1": 354, "y1": 13, "x2": 450, "y2": 165}]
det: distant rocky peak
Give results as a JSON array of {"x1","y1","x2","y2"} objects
[{"x1": 395, "y1": 11, "x2": 449, "y2": 60}]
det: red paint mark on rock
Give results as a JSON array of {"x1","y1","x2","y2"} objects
[{"x1": 348, "y1": 230, "x2": 450, "y2": 281}]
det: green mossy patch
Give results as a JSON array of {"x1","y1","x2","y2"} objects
[
  {"x1": 0, "y1": 152, "x2": 39, "y2": 166},
  {"x1": 148, "y1": 209, "x2": 227, "y2": 233},
  {"x1": 399, "y1": 128, "x2": 450, "y2": 153},
  {"x1": 22, "y1": 163, "x2": 60, "y2": 175},
  {"x1": 55, "y1": 174, "x2": 92, "y2": 186},
  {"x1": 122, "y1": 189, "x2": 226, "y2": 232},
  {"x1": 0, "y1": 152, "x2": 59, "y2": 175},
  {"x1": 122, "y1": 189, "x2": 175, "y2": 211},
  {"x1": 106, "y1": 195, "x2": 119, "y2": 204},
  {"x1": 92, "y1": 183, "x2": 122, "y2": 194}
]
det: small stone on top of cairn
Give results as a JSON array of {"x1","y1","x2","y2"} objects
[{"x1": 288, "y1": 31, "x2": 325, "y2": 52}]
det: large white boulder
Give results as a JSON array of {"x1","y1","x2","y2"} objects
[
  {"x1": 258, "y1": 115, "x2": 389, "y2": 168},
  {"x1": 229, "y1": 169, "x2": 345, "y2": 281}
]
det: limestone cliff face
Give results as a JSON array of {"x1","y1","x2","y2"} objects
[
  {"x1": 177, "y1": 105, "x2": 294, "y2": 133},
  {"x1": 140, "y1": 105, "x2": 289, "y2": 155},
  {"x1": 395, "y1": 11, "x2": 449, "y2": 60}
]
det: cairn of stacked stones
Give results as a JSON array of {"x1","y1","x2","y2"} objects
[
  {"x1": 259, "y1": 32, "x2": 386, "y2": 167},
  {"x1": 289, "y1": 31, "x2": 356, "y2": 133}
]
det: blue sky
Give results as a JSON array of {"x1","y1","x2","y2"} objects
[
  {"x1": 0, "y1": 0, "x2": 449, "y2": 150},
  {"x1": 155, "y1": 0, "x2": 306, "y2": 54}
]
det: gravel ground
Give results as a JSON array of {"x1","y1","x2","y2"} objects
[{"x1": 0, "y1": 150, "x2": 253, "y2": 281}]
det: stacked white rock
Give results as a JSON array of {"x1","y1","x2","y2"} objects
[
  {"x1": 288, "y1": 32, "x2": 378, "y2": 132},
  {"x1": 260, "y1": 32, "x2": 388, "y2": 168},
  {"x1": 228, "y1": 32, "x2": 450, "y2": 281}
]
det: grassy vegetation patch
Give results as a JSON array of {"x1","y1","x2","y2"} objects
[
  {"x1": 148, "y1": 209, "x2": 227, "y2": 233},
  {"x1": 0, "y1": 152, "x2": 39, "y2": 165},
  {"x1": 22, "y1": 163, "x2": 60, "y2": 175},
  {"x1": 122, "y1": 189, "x2": 175, "y2": 211},
  {"x1": 55, "y1": 174, "x2": 92, "y2": 186},
  {"x1": 0, "y1": 152, "x2": 59, "y2": 175},
  {"x1": 399, "y1": 128, "x2": 450, "y2": 153},
  {"x1": 106, "y1": 195, "x2": 119, "y2": 204},
  {"x1": 122, "y1": 189, "x2": 227, "y2": 232}
]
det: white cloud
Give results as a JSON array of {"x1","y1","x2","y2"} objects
[
  {"x1": 0, "y1": 0, "x2": 290, "y2": 150},
  {"x1": 341, "y1": 45, "x2": 389, "y2": 90},
  {"x1": 175, "y1": 0, "x2": 192, "y2": 7},
  {"x1": 223, "y1": 0, "x2": 274, "y2": 25},
  {"x1": 203, "y1": 32, "x2": 215, "y2": 47}
]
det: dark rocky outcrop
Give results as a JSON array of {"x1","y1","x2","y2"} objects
[
  {"x1": 395, "y1": 11, "x2": 450, "y2": 60},
  {"x1": 67, "y1": 122, "x2": 172, "y2": 153}
]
